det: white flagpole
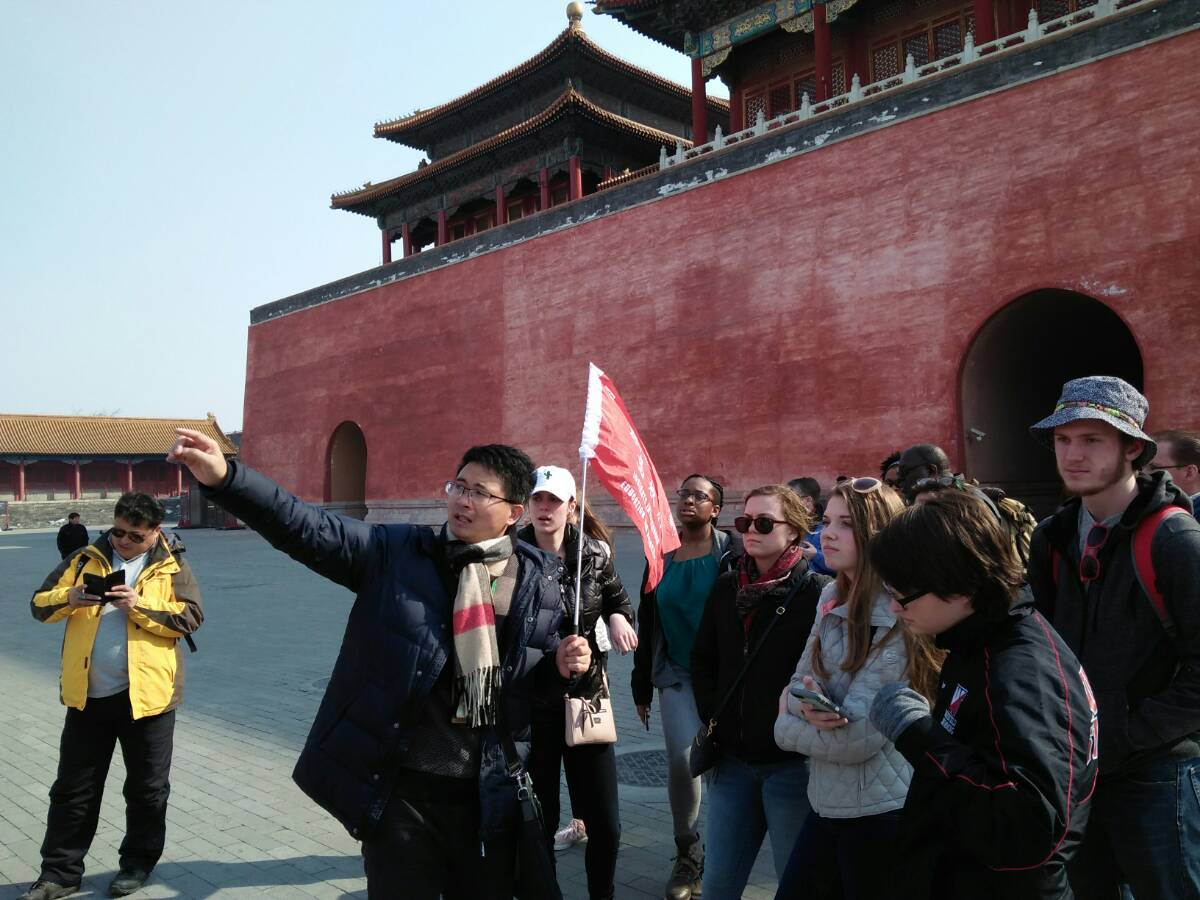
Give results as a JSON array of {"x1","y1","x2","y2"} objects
[
  {"x1": 576, "y1": 363, "x2": 603, "y2": 637},
  {"x1": 573, "y1": 458, "x2": 589, "y2": 636}
]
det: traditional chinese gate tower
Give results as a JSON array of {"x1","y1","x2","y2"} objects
[{"x1": 332, "y1": 3, "x2": 729, "y2": 264}]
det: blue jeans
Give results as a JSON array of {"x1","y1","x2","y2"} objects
[
  {"x1": 702, "y1": 755, "x2": 810, "y2": 900},
  {"x1": 1069, "y1": 756, "x2": 1200, "y2": 900},
  {"x1": 774, "y1": 809, "x2": 902, "y2": 900}
]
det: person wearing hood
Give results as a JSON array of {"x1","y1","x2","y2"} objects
[
  {"x1": 517, "y1": 465, "x2": 635, "y2": 900},
  {"x1": 1026, "y1": 376, "x2": 1200, "y2": 900}
]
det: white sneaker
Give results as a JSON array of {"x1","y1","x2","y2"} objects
[{"x1": 553, "y1": 818, "x2": 588, "y2": 851}]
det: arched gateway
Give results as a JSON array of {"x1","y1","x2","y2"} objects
[
  {"x1": 960, "y1": 290, "x2": 1144, "y2": 517},
  {"x1": 326, "y1": 421, "x2": 368, "y2": 520}
]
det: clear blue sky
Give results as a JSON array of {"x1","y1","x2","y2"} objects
[{"x1": 1, "y1": 1, "x2": 726, "y2": 432}]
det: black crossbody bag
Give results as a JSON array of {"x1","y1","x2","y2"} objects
[{"x1": 688, "y1": 578, "x2": 802, "y2": 778}]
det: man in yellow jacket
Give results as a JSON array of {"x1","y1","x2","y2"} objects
[{"x1": 19, "y1": 493, "x2": 203, "y2": 900}]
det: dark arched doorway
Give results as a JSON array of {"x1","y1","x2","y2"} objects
[
  {"x1": 326, "y1": 421, "x2": 368, "y2": 520},
  {"x1": 961, "y1": 290, "x2": 1143, "y2": 516}
]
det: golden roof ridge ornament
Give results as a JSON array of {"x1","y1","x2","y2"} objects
[{"x1": 567, "y1": 1, "x2": 585, "y2": 31}]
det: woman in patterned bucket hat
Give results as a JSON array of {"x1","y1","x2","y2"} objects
[{"x1": 1029, "y1": 375, "x2": 1157, "y2": 469}]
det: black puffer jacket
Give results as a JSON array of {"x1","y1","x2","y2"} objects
[
  {"x1": 1028, "y1": 471, "x2": 1200, "y2": 775},
  {"x1": 517, "y1": 523, "x2": 633, "y2": 701},
  {"x1": 893, "y1": 599, "x2": 1097, "y2": 899},
  {"x1": 690, "y1": 562, "x2": 826, "y2": 764}
]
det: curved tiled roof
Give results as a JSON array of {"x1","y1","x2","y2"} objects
[
  {"x1": 374, "y1": 26, "x2": 728, "y2": 144},
  {"x1": 333, "y1": 88, "x2": 691, "y2": 211},
  {"x1": 0, "y1": 414, "x2": 238, "y2": 457}
]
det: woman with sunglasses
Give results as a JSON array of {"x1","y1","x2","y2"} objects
[
  {"x1": 516, "y1": 466, "x2": 634, "y2": 900},
  {"x1": 690, "y1": 485, "x2": 828, "y2": 900},
  {"x1": 863, "y1": 490, "x2": 1097, "y2": 900},
  {"x1": 773, "y1": 477, "x2": 940, "y2": 900},
  {"x1": 631, "y1": 474, "x2": 738, "y2": 900}
]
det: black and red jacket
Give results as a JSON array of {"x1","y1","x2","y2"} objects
[{"x1": 893, "y1": 597, "x2": 1098, "y2": 899}]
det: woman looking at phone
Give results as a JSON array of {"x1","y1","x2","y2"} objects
[
  {"x1": 772, "y1": 477, "x2": 941, "y2": 900},
  {"x1": 517, "y1": 466, "x2": 635, "y2": 900},
  {"x1": 631, "y1": 474, "x2": 738, "y2": 900},
  {"x1": 690, "y1": 485, "x2": 828, "y2": 900}
]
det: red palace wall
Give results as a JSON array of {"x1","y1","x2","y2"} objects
[{"x1": 241, "y1": 29, "x2": 1200, "y2": 506}]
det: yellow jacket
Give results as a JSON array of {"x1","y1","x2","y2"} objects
[{"x1": 32, "y1": 532, "x2": 204, "y2": 719}]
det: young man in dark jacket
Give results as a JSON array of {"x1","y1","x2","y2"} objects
[
  {"x1": 1026, "y1": 376, "x2": 1200, "y2": 899},
  {"x1": 56, "y1": 512, "x2": 89, "y2": 558},
  {"x1": 868, "y1": 490, "x2": 1097, "y2": 900},
  {"x1": 169, "y1": 430, "x2": 591, "y2": 900}
]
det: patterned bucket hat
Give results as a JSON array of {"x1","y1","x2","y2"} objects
[{"x1": 1029, "y1": 375, "x2": 1156, "y2": 468}]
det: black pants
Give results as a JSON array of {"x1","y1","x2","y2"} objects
[
  {"x1": 361, "y1": 774, "x2": 519, "y2": 900},
  {"x1": 40, "y1": 691, "x2": 175, "y2": 885},
  {"x1": 528, "y1": 708, "x2": 621, "y2": 900},
  {"x1": 775, "y1": 808, "x2": 903, "y2": 900}
]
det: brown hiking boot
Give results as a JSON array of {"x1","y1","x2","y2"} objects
[{"x1": 664, "y1": 835, "x2": 703, "y2": 900}]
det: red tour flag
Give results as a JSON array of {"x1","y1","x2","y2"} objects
[{"x1": 579, "y1": 363, "x2": 680, "y2": 590}]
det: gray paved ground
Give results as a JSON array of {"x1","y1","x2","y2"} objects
[{"x1": 0, "y1": 526, "x2": 778, "y2": 899}]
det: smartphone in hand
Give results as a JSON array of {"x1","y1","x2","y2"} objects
[{"x1": 789, "y1": 683, "x2": 846, "y2": 718}]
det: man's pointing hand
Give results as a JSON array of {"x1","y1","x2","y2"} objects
[{"x1": 168, "y1": 427, "x2": 229, "y2": 487}]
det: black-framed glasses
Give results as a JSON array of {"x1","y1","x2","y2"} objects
[
  {"x1": 734, "y1": 515, "x2": 789, "y2": 535},
  {"x1": 1146, "y1": 463, "x2": 1189, "y2": 473},
  {"x1": 110, "y1": 526, "x2": 152, "y2": 544},
  {"x1": 1079, "y1": 523, "x2": 1111, "y2": 585},
  {"x1": 444, "y1": 481, "x2": 514, "y2": 505},
  {"x1": 884, "y1": 585, "x2": 929, "y2": 608},
  {"x1": 676, "y1": 489, "x2": 714, "y2": 504}
]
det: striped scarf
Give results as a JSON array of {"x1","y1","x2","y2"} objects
[{"x1": 446, "y1": 534, "x2": 517, "y2": 727}]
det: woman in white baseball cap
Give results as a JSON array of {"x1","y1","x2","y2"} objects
[{"x1": 517, "y1": 464, "x2": 637, "y2": 900}]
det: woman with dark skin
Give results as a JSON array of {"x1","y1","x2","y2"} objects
[{"x1": 631, "y1": 475, "x2": 739, "y2": 900}]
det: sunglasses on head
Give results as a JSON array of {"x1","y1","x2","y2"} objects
[
  {"x1": 110, "y1": 526, "x2": 152, "y2": 544},
  {"x1": 847, "y1": 476, "x2": 884, "y2": 494},
  {"x1": 734, "y1": 515, "x2": 790, "y2": 535}
]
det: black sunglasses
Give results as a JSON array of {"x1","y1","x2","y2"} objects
[
  {"x1": 734, "y1": 515, "x2": 789, "y2": 535},
  {"x1": 110, "y1": 526, "x2": 153, "y2": 544}
]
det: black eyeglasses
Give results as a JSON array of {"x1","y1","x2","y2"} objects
[
  {"x1": 884, "y1": 585, "x2": 929, "y2": 608},
  {"x1": 1079, "y1": 523, "x2": 1111, "y2": 585},
  {"x1": 733, "y1": 515, "x2": 789, "y2": 535},
  {"x1": 676, "y1": 489, "x2": 714, "y2": 504},
  {"x1": 110, "y1": 526, "x2": 152, "y2": 544},
  {"x1": 1146, "y1": 463, "x2": 1189, "y2": 473},
  {"x1": 444, "y1": 481, "x2": 513, "y2": 505}
]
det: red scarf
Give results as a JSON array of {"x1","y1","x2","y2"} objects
[{"x1": 735, "y1": 542, "x2": 806, "y2": 629}]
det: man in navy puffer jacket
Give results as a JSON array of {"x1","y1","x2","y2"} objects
[{"x1": 169, "y1": 432, "x2": 591, "y2": 900}]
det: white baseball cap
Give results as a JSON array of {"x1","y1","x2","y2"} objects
[{"x1": 531, "y1": 465, "x2": 576, "y2": 502}]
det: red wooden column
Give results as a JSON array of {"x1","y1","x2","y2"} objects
[
  {"x1": 494, "y1": 185, "x2": 507, "y2": 226},
  {"x1": 539, "y1": 167, "x2": 550, "y2": 210},
  {"x1": 17, "y1": 462, "x2": 26, "y2": 502},
  {"x1": 568, "y1": 157, "x2": 583, "y2": 201},
  {"x1": 690, "y1": 57, "x2": 708, "y2": 142},
  {"x1": 175, "y1": 464, "x2": 183, "y2": 496},
  {"x1": 974, "y1": 0, "x2": 996, "y2": 43},
  {"x1": 125, "y1": 462, "x2": 134, "y2": 493},
  {"x1": 401, "y1": 222, "x2": 413, "y2": 257},
  {"x1": 72, "y1": 462, "x2": 82, "y2": 500},
  {"x1": 729, "y1": 88, "x2": 744, "y2": 132},
  {"x1": 814, "y1": 3, "x2": 833, "y2": 101},
  {"x1": 381, "y1": 229, "x2": 392, "y2": 265},
  {"x1": 849, "y1": 20, "x2": 870, "y2": 88},
  {"x1": 436, "y1": 209, "x2": 448, "y2": 246}
]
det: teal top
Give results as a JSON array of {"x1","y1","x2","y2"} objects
[{"x1": 656, "y1": 554, "x2": 720, "y2": 670}]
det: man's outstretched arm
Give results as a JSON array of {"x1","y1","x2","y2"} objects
[{"x1": 169, "y1": 427, "x2": 377, "y2": 591}]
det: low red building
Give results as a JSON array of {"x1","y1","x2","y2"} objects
[
  {"x1": 240, "y1": 0, "x2": 1199, "y2": 521},
  {"x1": 0, "y1": 413, "x2": 236, "y2": 501}
]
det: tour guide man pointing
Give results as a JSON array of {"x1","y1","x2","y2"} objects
[{"x1": 169, "y1": 428, "x2": 591, "y2": 899}]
